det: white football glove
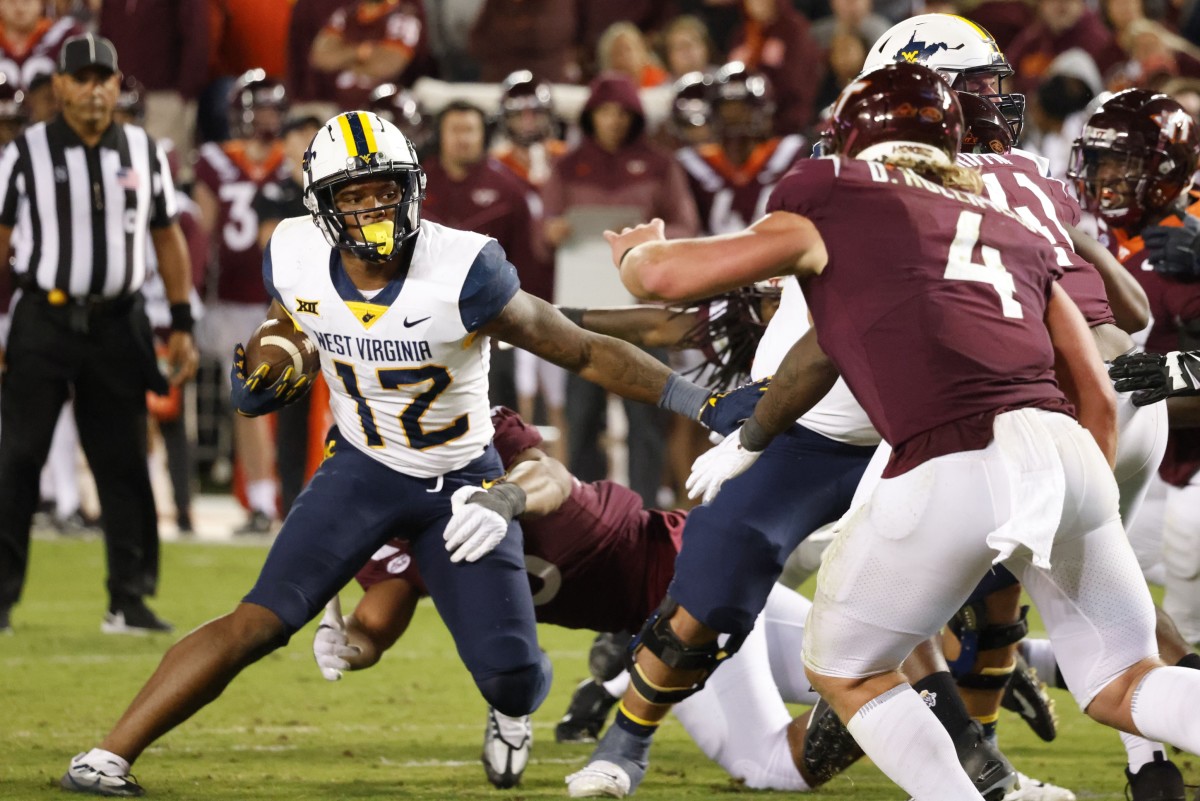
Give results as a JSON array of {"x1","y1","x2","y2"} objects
[
  {"x1": 313, "y1": 596, "x2": 360, "y2": 682},
  {"x1": 444, "y1": 485, "x2": 510, "y2": 563},
  {"x1": 686, "y1": 424, "x2": 764, "y2": 504}
]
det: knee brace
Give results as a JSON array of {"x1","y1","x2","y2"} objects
[
  {"x1": 947, "y1": 602, "x2": 1029, "y2": 690},
  {"x1": 626, "y1": 595, "x2": 745, "y2": 706},
  {"x1": 476, "y1": 651, "x2": 553, "y2": 717},
  {"x1": 802, "y1": 697, "x2": 865, "y2": 787},
  {"x1": 589, "y1": 631, "x2": 633, "y2": 683}
]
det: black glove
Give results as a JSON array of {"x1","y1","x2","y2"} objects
[
  {"x1": 1109, "y1": 350, "x2": 1200, "y2": 406},
  {"x1": 1142, "y1": 217, "x2": 1200, "y2": 281}
]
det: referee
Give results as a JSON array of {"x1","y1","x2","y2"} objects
[{"x1": 0, "y1": 34, "x2": 199, "y2": 635}]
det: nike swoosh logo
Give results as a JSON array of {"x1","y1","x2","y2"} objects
[
  {"x1": 403, "y1": 316, "x2": 431, "y2": 328},
  {"x1": 482, "y1": 478, "x2": 500, "y2": 489}
]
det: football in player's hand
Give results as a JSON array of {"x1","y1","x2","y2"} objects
[{"x1": 245, "y1": 319, "x2": 320, "y2": 385}]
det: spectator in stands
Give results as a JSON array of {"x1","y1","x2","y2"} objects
[
  {"x1": 98, "y1": 0, "x2": 208, "y2": 161},
  {"x1": 421, "y1": 100, "x2": 544, "y2": 412},
  {"x1": 1006, "y1": 0, "x2": 1125, "y2": 94},
  {"x1": 424, "y1": 0, "x2": 486, "y2": 82},
  {"x1": 810, "y1": 0, "x2": 890, "y2": 51},
  {"x1": 1022, "y1": 49, "x2": 1102, "y2": 177},
  {"x1": 580, "y1": 2, "x2": 680, "y2": 77},
  {"x1": 542, "y1": 73, "x2": 700, "y2": 505},
  {"x1": 286, "y1": 0, "x2": 343, "y2": 119},
  {"x1": 0, "y1": 0, "x2": 83, "y2": 90},
  {"x1": 596, "y1": 21, "x2": 670, "y2": 88},
  {"x1": 815, "y1": 28, "x2": 871, "y2": 110},
  {"x1": 661, "y1": 15, "x2": 718, "y2": 80},
  {"x1": 254, "y1": 115, "x2": 324, "y2": 518},
  {"x1": 1108, "y1": 19, "x2": 1200, "y2": 91},
  {"x1": 468, "y1": 0, "x2": 585, "y2": 84},
  {"x1": 728, "y1": 0, "x2": 825, "y2": 137},
  {"x1": 962, "y1": 0, "x2": 1036, "y2": 53},
  {"x1": 309, "y1": 0, "x2": 430, "y2": 110}
]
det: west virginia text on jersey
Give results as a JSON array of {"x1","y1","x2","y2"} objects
[{"x1": 264, "y1": 217, "x2": 519, "y2": 477}]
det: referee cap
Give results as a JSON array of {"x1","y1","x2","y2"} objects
[{"x1": 59, "y1": 34, "x2": 119, "y2": 76}]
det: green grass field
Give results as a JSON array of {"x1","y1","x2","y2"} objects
[{"x1": 1, "y1": 536, "x2": 1194, "y2": 800}]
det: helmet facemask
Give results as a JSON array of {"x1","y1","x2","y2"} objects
[
  {"x1": 1068, "y1": 143, "x2": 1147, "y2": 228},
  {"x1": 305, "y1": 154, "x2": 425, "y2": 263},
  {"x1": 947, "y1": 67, "x2": 1025, "y2": 142}
]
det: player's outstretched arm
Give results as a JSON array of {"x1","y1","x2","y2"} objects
[
  {"x1": 505, "y1": 451, "x2": 574, "y2": 517},
  {"x1": 559, "y1": 305, "x2": 701, "y2": 350},
  {"x1": 1068, "y1": 224, "x2": 1150, "y2": 334},
  {"x1": 609, "y1": 212, "x2": 826, "y2": 303},
  {"x1": 484, "y1": 291, "x2": 683, "y2": 407},
  {"x1": 1046, "y1": 283, "x2": 1118, "y2": 467}
]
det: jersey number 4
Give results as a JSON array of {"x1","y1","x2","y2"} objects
[
  {"x1": 334, "y1": 362, "x2": 468, "y2": 450},
  {"x1": 944, "y1": 210, "x2": 1023, "y2": 319}
]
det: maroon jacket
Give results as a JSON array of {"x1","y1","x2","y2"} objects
[
  {"x1": 468, "y1": 0, "x2": 586, "y2": 83},
  {"x1": 286, "y1": 0, "x2": 345, "y2": 103},
  {"x1": 99, "y1": 0, "x2": 208, "y2": 98},
  {"x1": 544, "y1": 74, "x2": 700, "y2": 240},
  {"x1": 422, "y1": 156, "x2": 550, "y2": 301}
]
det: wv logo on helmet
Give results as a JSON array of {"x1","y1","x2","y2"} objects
[{"x1": 894, "y1": 31, "x2": 964, "y2": 64}]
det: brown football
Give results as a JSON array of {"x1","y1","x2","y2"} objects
[{"x1": 244, "y1": 319, "x2": 320, "y2": 385}]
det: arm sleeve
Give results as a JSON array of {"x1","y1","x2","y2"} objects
[
  {"x1": 459, "y1": 239, "x2": 521, "y2": 332},
  {"x1": 0, "y1": 141, "x2": 22, "y2": 227},
  {"x1": 148, "y1": 137, "x2": 178, "y2": 228}
]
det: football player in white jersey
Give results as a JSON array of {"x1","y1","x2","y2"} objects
[{"x1": 59, "y1": 111, "x2": 748, "y2": 798}]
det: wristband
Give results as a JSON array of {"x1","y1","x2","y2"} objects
[
  {"x1": 559, "y1": 307, "x2": 586, "y2": 327},
  {"x1": 619, "y1": 245, "x2": 639, "y2": 267},
  {"x1": 467, "y1": 481, "x2": 528, "y2": 521},
  {"x1": 169, "y1": 302, "x2": 194, "y2": 334},
  {"x1": 658, "y1": 371, "x2": 709, "y2": 420},
  {"x1": 739, "y1": 415, "x2": 773, "y2": 452}
]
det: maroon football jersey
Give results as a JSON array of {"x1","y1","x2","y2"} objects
[
  {"x1": 767, "y1": 157, "x2": 1073, "y2": 476},
  {"x1": 0, "y1": 16, "x2": 83, "y2": 89},
  {"x1": 356, "y1": 407, "x2": 685, "y2": 632},
  {"x1": 677, "y1": 135, "x2": 808, "y2": 235},
  {"x1": 963, "y1": 150, "x2": 1116, "y2": 328},
  {"x1": 1112, "y1": 221, "x2": 1200, "y2": 487},
  {"x1": 194, "y1": 141, "x2": 288, "y2": 304}
]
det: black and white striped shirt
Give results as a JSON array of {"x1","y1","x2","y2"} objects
[{"x1": 0, "y1": 117, "x2": 177, "y2": 299}]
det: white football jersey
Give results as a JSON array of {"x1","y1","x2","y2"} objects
[
  {"x1": 266, "y1": 217, "x2": 516, "y2": 477},
  {"x1": 751, "y1": 275, "x2": 879, "y2": 446}
]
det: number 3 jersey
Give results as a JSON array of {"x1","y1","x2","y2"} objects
[
  {"x1": 264, "y1": 217, "x2": 520, "y2": 477},
  {"x1": 766, "y1": 157, "x2": 1073, "y2": 476}
]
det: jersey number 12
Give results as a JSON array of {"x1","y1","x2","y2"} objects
[{"x1": 334, "y1": 362, "x2": 468, "y2": 450}]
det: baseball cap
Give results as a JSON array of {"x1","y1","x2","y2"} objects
[{"x1": 58, "y1": 33, "x2": 119, "y2": 76}]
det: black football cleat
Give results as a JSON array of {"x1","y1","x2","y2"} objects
[
  {"x1": 1001, "y1": 653, "x2": 1058, "y2": 742},
  {"x1": 101, "y1": 598, "x2": 173, "y2": 636},
  {"x1": 955, "y1": 720, "x2": 1018, "y2": 801},
  {"x1": 1125, "y1": 752, "x2": 1186, "y2": 801},
  {"x1": 556, "y1": 679, "x2": 618, "y2": 743}
]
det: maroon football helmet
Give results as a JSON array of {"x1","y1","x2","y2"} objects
[
  {"x1": 499, "y1": 70, "x2": 556, "y2": 147},
  {"x1": 712, "y1": 61, "x2": 775, "y2": 140},
  {"x1": 671, "y1": 71, "x2": 714, "y2": 135},
  {"x1": 0, "y1": 74, "x2": 25, "y2": 146},
  {"x1": 958, "y1": 91, "x2": 1012, "y2": 155},
  {"x1": 829, "y1": 62, "x2": 963, "y2": 162},
  {"x1": 370, "y1": 83, "x2": 431, "y2": 155},
  {"x1": 228, "y1": 68, "x2": 288, "y2": 141},
  {"x1": 1068, "y1": 88, "x2": 1198, "y2": 230}
]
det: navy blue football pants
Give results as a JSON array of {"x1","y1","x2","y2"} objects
[
  {"x1": 244, "y1": 427, "x2": 551, "y2": 716},
  {"x1": 670, "y1": 425, "x2": 876, "y2": 637}
]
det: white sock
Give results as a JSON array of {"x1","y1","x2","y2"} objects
[
  {"x1": 1019, "y1": 638, "x2": 1060, "y2": 688},
  {"x1": 603, "y1": 670, "x2": 631, "y2": 699},
  {"x1": 247, "y1": 480, "x2": 276, "y2": 517},
  {"x1": 79, "y1": 748, "x2": 130, "y2": 776},
  {"x1": 1119, "y1": 732, "x2": 1166, "y2": 772},
  {"x1": 1130, "y1": 666, "x2": 1200, "y2": 755},
  {"x1": 846, "y1": 684, "x2": 984, "y2": 801}
]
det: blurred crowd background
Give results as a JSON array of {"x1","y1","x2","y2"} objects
[{"x1": 5, "y1": 0, "x2": 1199, "y2": 535}]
